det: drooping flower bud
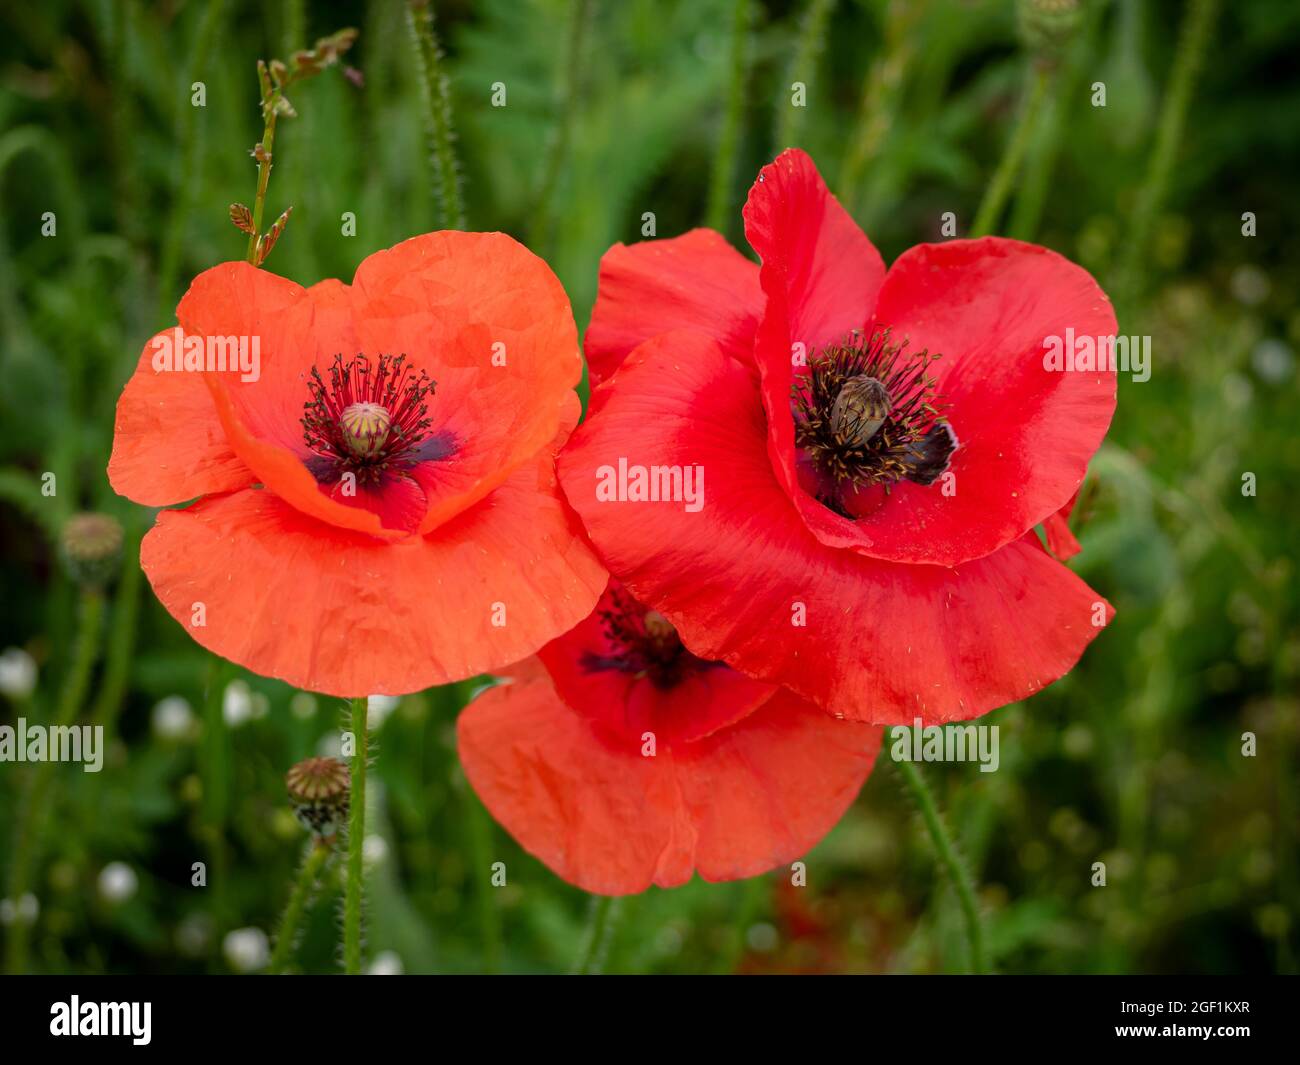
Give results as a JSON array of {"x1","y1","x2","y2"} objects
[
  {"x1": 60, "y1": 513, "x2": 123, "y2": 589},
  {"x1": 285, "y1": 757, "x2": 350, "y2": 840}
]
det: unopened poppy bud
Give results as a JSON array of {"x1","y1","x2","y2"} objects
[
  {"x1": 285, "y1": 757, "x2": 350, "y2": 840},
  {"x1": 831, "y1": 375, "x2": 891, "y2": 447},
  {"x1": 339, "y1": 402, "x2": 392, "y2": 458},
  {"x1": 1017, "y1": 0, "x2": 1083, "y2": 58},
  {"x1": 60, "y1": 513, "x2": 123, "y2": 589}
]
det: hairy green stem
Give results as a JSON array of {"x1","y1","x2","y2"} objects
[
  {"x1": 1009, "y1": 2, "x2": 1104, "y2": 241},
  {"x1": 705, "y1": 0, "x2": 751, "y2": 235},
  {"x1": 971, "y1": 62, "x2": 1051, "y2": 238},
  {"x1": 1113, "y1": 0, "x2": 1219, "y2": 298},
  {"x1": 462, "y1": 783, "x2": 502, "y2": 973},
  {"x1": 774, "y1": 0, "x2": 836, "y2": 149},
  {"x1": 270, "y1": 841, "x2": 331, "y2": 974},
  {"x1": 406, "y1": 0, "x2": 466, "y2": 231},
  {"x1": 838, "y1": 0, "x2": 922, "y2": 218},
  {"x1": 91, "y1": 524, "x2": 143, "y2": 738},
  {"x1": 199, "y1": 657, "x2": 232, "y2": 957},
  {"x1": 343, "y1": 696, "x2": 369, "y2": 974},
  {"x1": 4, "y1": 588, "x2": 104, "y2": 974},
  {"x1": 529, "y1": 0, "x2": 592, "y2": 252},
  {"x1": 571, "y1": 895, "x2": 620, "y2": 975},
  {"x1": 895, "y1": 758, "x2": 987, "y2": 974}
]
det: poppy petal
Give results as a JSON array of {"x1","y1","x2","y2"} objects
[
  {"x1": 139, "y1": 452, "x2": 605, "y2": 697},
  {"x1": 174, "y1": 263, "x2": 408, "y2": 536},
  {"x1": 458, "y1": 674, "x2": 881, "y2": 895},
  {"x1": 557, "y1": 330, "x2": 1114, "y2": 724},
  {"x1": 843, "y1": 237, "x2": 1117, "y2": 566},
  {"x1": 175, "y1": 234, "x2": 582, "y2": 538},
  {"x1": 741, "y1": 148, "x2": 887, "y2": 351},
  {"x1": 108, "y1": 329, "x2": 254, "y2": 506},
  {"x1": 536, "y1": 579, "x2": 777, "y2": 745},
  {"x1": 584, "y1": 228, "x2": 763, "y2": 388},
  {"x1": 348, "y1": 232, "x2": 583, "y2": 534},
  {"x1": 1044, "y1": 489, "x2": 1082, "y2": 561},
  {"x1": 740, "y1": 149, "x2": 892, "y2": 554}
]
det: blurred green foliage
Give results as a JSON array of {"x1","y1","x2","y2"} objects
[{"x1": 0, "y1": 0, "x2": 1296, "y2": 974}]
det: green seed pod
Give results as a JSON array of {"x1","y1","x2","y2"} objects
[
  {"x1": 1018, "y1": 0, "x2": 1084, "y2": 58},
  {"x1": 831, "y1": 375, "x2": 892, "y2": 447},
  {"x1": 286, "y1": 757, "x2": 350, "y2": 840},
  {"x1": 60, "y1": 513, "x2": 123, "y2": 590}
]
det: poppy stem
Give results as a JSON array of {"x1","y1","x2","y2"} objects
[
  {"x1": 270, "y1": 839, "x2": 331, "y2": 974},
  {"x1": 246, "y1": 92, "x2": 280, "y2": 265},
  {"x1": 1112, "y1": 0, "x2": 1219, "y2": 301},
  {"x1": 528, "y1": 0, "x2": 592, "y2": 254},
  {"x1": 774, "y1": 0, "x2": 836, "y2": 151},
  {"x1": 406, "y1": 0, "x2": 466, "y2": 231},
  {"x1": 343, "y1": 696, "x2": 369, "y2": 974},
  {"x1": 4, "y1": 587, "x2": 104, "y2": 974},
  {"x1": 90, "y1": 517, "x2": 144, "y2": 739},
  {"x1": 838, "y1": 0, "x2": 921, "y2": 222},
  {"x1": 895, "y1": 758, "x2": 988, "y2": 974},
  {"x1": 571, "y1": 895, "x2": 621, "y2": 975},
  {"x1": 971, "y1": 60, "x2": 1051, "y2": 239},
  {"x1": 705, "y1": 0, "x2": 753, "y2": 236}
]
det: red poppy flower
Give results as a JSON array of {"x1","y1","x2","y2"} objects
[
  {"x1": 457, "y1": 580, "x2": 881, "y2": 895},
  {"x1": 109, "y1": 232, "x2": 606, "y2": 696},
  {"x1": 557, "y1": 150, "x2": 1116, "y2": 725}
]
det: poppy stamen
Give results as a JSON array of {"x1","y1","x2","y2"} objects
[
  {"x1": 581, "y1": 587, "x2": 717, "y2": 689},
  {"x1": 301, "y1": 353, "x2": 436, "y2": 484},
  {"x1": 792, "y1": 327, "x2": 958, "y2": 503}
]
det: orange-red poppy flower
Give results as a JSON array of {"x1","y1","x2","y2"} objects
[
  {"x1": 557, "y1": 150, "x2": 1115, "y2": 725},
  {"x1": 109, "y1": 232, "x2": 606, "y2": 696},
  {"x1": 458, "y1": 580, "x2": 882, "y2": 895}
]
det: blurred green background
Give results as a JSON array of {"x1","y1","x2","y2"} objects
[{"x1": 0, "y1": 0, "x2": 1296, "y2": 974}]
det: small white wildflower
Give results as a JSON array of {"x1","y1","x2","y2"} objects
[
  {"x1": 368, "y1": 950, "x2": 404, "y2": 975},
  {"x1": 222, "y1": 679, "x2": 254, "y2": 727},
  {"x1": 151, "y1": 696, "x2": 195, "y2": 741},
  {"x1": 363, "y1": 835, "x2": 388, "y2": 866},
  {"x1": 98, "y1": 861, "x2": 139, "y2": 904},
  {"x1": 223, "y1": 927, "x2": 270, "y2": 972},
  {"x1": 0, "y1": 647, "x2": 37, "y2": 698},
  {"x1": 0, "y1": 894, "x2": 39, "y2": 925},
  {"x1": 367, "y1": 694, "x2": 400, "y2": 728}
]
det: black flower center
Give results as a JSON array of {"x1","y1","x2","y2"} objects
[
  {"x1": 792, "y1": 327, "x2": 957, "y2": 507},
  {"x1": 581, "y1": 586, "x2": 719, "y2": 690}
]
